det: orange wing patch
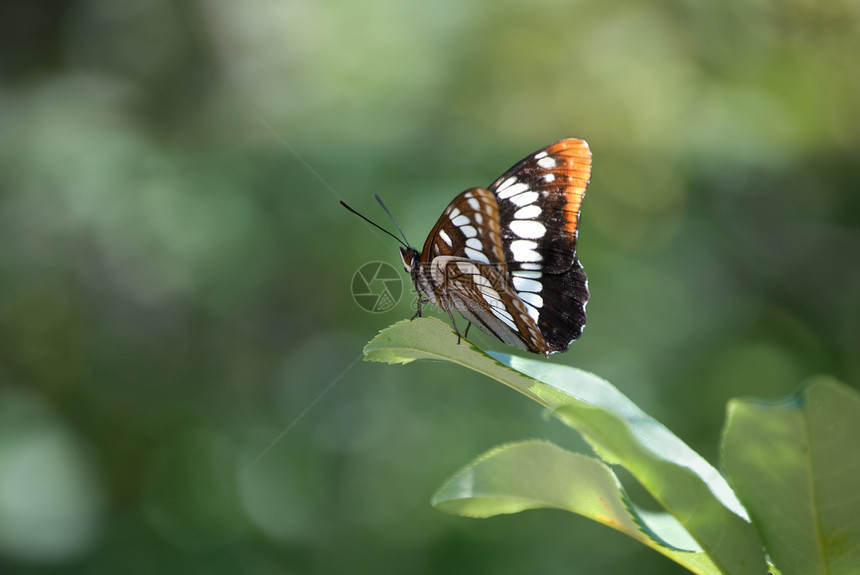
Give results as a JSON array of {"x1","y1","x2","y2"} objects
[{"x1": 540, "y1": 139, "x2": 591, "y2": 235}]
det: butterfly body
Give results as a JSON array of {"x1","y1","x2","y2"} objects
[{"x1": 403, "y1": 138, "x2": 592, "y2": 356}]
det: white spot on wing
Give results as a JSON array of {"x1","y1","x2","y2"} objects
[
  {"x1": 512, "y1": 270, "x2": 542, "y2": 280},
  {"x1": 520, "y1": 292, "x2": 544, "y2": 310},
  {"x1": 467, "y1": 198, "x2": 480, "y2": 211},
  {"x1": 509, "y1": 191, "x2": 539, "y2": 208},
  {"x1": 537, "y1": 156, "x2": 556, "y2": 169},
  {"x1": 461, "y1": 225, "x2": 478, "y2": 237},
  {"x1": 450, "y1": 208, "x2": 461, "y2": 219},
  {"x1": 513, "y1": 276, "x2": 542, "y2": 293},
  {"x1": 438, "y1": 229, "x2": 452, "y2": 246},
  {"x1": 544, "y1": 173, "x2": 555, "y2": 182},
  {"x1": 514, "y1": 205, "x2": 541, "y2": 219},
  {"x1": 465, "y1": 247, "x2": 490, "y2": 263},
  {"x1": 510, "y1": 220, "x2": 546, "y2": 239},
  {"x1": 466, "y1": 238, "x2": 482, "y2": 250},
  {"x1": 497, "y1": 182, "x2": 528, "y2": 200},
  {"x1": 511, "y1": 238, "x2": 537, "y2": 250},
  {"x1": 534, "y1": 151, "x2": 548, "y2": 159},
  {"x1": 451, "y1": 214, "x2": 470, "y2": 227},
  {"x1": 510, "y1": 239, "x2": 541, "y2": 262},
  {"x1": 518, "y1": 262, "x2": 542, "y2": 271}
]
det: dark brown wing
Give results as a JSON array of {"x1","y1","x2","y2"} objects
[
  {"x1": 420, "y1": 187, "x2": 506, "y2": 266},
  {"x1": 488, "y1": 139, "x2": 592, "y2": 353},
  {"x1": 489, "y1": 138, "x2": 591, "y2": 274}
]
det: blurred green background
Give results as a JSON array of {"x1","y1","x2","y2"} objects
[{"x1": 1, "y1": 1, "x2": 858, "y2": 573}]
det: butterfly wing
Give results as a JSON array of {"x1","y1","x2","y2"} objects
[
  {"x1": 420, "y1": 187, "x2": 506, "y2": 267},
  {"x1": 490, "y1": 138, "x2": 591, "y2": 273},
  {"x1": 427, "y1": 255, "x2": 551, "y2": 353},
  {"x1": 418, "y1": 188, "x2": 551, "y2": 352},
  {"x1": 489, "y1": 138, "x2": 592, "y2": 353}
]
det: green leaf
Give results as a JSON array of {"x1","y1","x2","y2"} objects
[
  {"x1": 364, "y1": 318, "x2": 767, "y2": 575},
  {"x1": 433, "y1": 440, "x2": 725, "y2": 575},
  {"x1": 722, "y1": 378, "x2": 860, "y2": 575}
]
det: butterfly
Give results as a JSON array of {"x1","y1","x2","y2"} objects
[{"x1": 343, "y1": 138, "x2": 592, "y2": 356}]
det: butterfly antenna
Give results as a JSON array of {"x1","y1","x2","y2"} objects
[
  {"x1": 340, "y1": 200, "x2": 409, "y2": 248},
  {"x1": 374, "y1": 194, "x2": 411, "y2": 247}
]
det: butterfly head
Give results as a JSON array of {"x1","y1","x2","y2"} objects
[{"x1": 399, "y1": 247, "x2": 420, "y2": 274}]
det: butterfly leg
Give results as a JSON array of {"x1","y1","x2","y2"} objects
[
  {"x1": 442, "y1": 303, "x2": 463, "y2": 344},
  {"x1": 410, "y1": 295, "x2": 429, "y2": 320},
  {"x1": 464, "y1": 322, "x2": 472, "y2": 339}
]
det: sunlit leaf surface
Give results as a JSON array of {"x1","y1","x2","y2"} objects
[{"x1": 365, "y1": 317, "x2": 767, "y2": 574}]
